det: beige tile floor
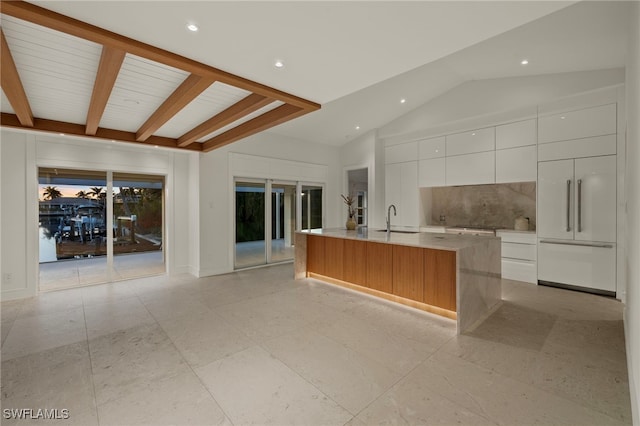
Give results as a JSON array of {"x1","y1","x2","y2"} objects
[{"x1": 0, "y1": 264, "x2": 632, "y2": 425}]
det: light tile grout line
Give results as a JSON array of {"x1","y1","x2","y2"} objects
[{"x1": 80, "y1": 298, "x2": 100, "y2": 426}]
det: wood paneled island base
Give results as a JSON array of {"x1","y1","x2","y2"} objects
[{"x1": 295, "y1": 229, "x2": 502, "y2": 334}]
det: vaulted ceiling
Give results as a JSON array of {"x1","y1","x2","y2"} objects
[
  {"x1": 0, "y1": 0, "x2": 319, "y2": 151},
  {"x1": 0, "y1": 1, "x2": 629, "y2": 150}
]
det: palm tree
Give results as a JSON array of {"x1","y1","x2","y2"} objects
[
  {"x1": 88, "y1": 187, "x2": 104, "y2": 200},
  {"x1": 76, "y1": 190, "x2": 88, "y2": 199},
  {"x1": 42, "y1": 186, "x2": 62, "y2": 200}
]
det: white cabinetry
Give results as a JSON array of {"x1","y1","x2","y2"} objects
[
  {"x1": 385, "y1": 161, "x2": 419, "y2": 229},
  {"x1": 386, "y1": 142, "x2": 417, "y2": 164},
  {"x1": 494, "y1": 118, "x2": 537, "y2": 184},
  {"x1": 496, "y1": 145, "x2": 536, "y2": 183},
  {"x1": 418, "y1": 137, "x2": 445, "y2": 187},
  {"x1": 496, "y1": 231, "x2": 536, "y2": 284},
  {"x1": 446, "y1": 127, "x2": 494, "y2": 156},
  {"x1": 496, "y1": 119, "x2": 536, "y2": 149},
  {"x1": 537, "y1": 155, "x2": 616, "y2": 294},
  {"x1": 446, "y1": 151, "x2": 494, "y2": 186},
  {"x1": 418, "y1": 137, "x2": 445, "y2": 159},
  {"x1": 419, "y1": 158, "x2": 445, "y2": 187},
  {"x1": 538, "y1": 103, "x2": 616, "y2": 144}
]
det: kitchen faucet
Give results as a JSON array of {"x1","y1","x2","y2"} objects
[{"x1": 386, "y1": 204, "x2": 397, "y2": 236}]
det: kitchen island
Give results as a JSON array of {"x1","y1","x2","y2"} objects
[{"x1": 295, "y1": 228, "x2": 501, "y2": 333}]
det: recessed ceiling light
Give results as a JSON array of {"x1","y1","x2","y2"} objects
[
  {"x1": 561, "y1": 116, "x2": 566, "y2": 120},
  {"x1": 355, "y1": 126, "x2": 360, "y2": 130},
  {"x1": 400, "y1": 98, "x2": 406, "y2": 104},
  {"x1": 521, "y1": 59, "x2": 529, "y2": 65},
  {"x1": 59, "y1": 133, "x2": 65, "y2": 136},
  {"x1": 187, "y1": 23, "x2": 198, "y2": 32},
  {"x1": 274, "y1": 60, "x2": 285, "y2": 69}
]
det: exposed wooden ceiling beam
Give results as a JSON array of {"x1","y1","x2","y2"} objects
[
  {"x1": 1, "y1": 113, "x2": 203, "y2": 151},
  {"x1": 178, "y1": 93, "x2": 273, "y2": 147},
  {"x1": 136, "y1": 74, "x2": 214, "y2": 142},
  {"x1": 203, "y1": 104, "x2": 305, "y2": 152},
  {"x1": 86, "y1": 46, "x2": 126, "y2": 135},
  {"x1": 0, "y1": 29, "x2": 34, "y2": 127},
  {"x1": 1, "y1": 0, "x2": 321, "y2": 112}
]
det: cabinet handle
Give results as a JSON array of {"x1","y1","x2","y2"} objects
[
  {"x1": 577, "y1": 179, "x2": 582, "y2": 233},
  {"x1": 540, "y1": 240, "x2": 613, "y2": 249},
  {"x1": 566, "y1": 179, "x2": 571, "y2": 232}
]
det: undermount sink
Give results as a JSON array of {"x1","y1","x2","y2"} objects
[{"x1": 376, "y1": 229, "x2": 419, "y2": 234}]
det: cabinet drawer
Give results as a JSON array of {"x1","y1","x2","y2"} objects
[
  {"x1": 446, "y1": 127, "x2": 495, "y2": 156},
  {"x1": 501, "y1": 259, "x2": 537, "y2": 284},
  {"x1": 418, "y1": 137, "x2": 445, "y2": 159},
  {"x1": 538, "y1": 240, "x2": 616, "y2": 292},
  {"x1": 496, "y1": 231, "x2": 536, "y2": 244},
  {"x1": 502, "y1": 242, "x2": 536, "y2": 261},
  {"x1": 538, "y1": 103, "x2": 616, "y2": 144}
]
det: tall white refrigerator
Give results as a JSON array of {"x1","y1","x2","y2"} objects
[{"x1": 537, "y1": 155, "x2": 617, "y2": 295}]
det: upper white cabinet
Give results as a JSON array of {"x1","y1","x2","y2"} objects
[
  {"x1": 385, "y1": 142, "x2": 417, "y2": 164},
  {"x1": 538, "y1": 134, "x2": 616, "y2": 162},
  {"x1": 385, "y1": 161, "x2": 419, "y2": 228},
  {"x1": 446, "y1": 127, "x2": 495, "y2": 156},
  {"x1": 496, "y1": 145, "x2": 536, "y2": 183},
  {"x1": 446, "y1": 151, "x2": 495, "y2": 186},
  {"x1": 496, "y1": 119, "x2": 536, "y2": 150},
  {"x1": 418, "y1": 137, "x2": 445, "y2": 159},
  {"x1": 538, "y1": 103, "x2": 616, "y2": 144},
  {"x1": 418, "y1": 158, "x2": 445, "y2": 187}
]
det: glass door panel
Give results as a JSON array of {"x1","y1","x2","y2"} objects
[
  {"x1": 235, "y1": 180, "x2": 266, "y2": 268},
  {"x1": 271, "y1": 182, "x2": 296, "y2": 263},
  {"x1": 38, "y1": 168, "x2": 108, "y2": 290},
  {"x1": 113, "y1": 173, "x2": 165, "y2": 280},
  {"x1": 302, "y1": 185, "x2": 323, "y2": 231}
]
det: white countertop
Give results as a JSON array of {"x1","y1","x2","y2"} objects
[{"x1": 298, "y1": 228, "x2": 499, "y2": 251}]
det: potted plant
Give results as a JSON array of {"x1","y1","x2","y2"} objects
[{"x1": 341, "y1": 194, "x2": 357, "y2": 230}]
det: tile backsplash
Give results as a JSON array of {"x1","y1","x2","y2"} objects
[{"x1": 428, "y1": 182, "x2": 536, "y2": 230}]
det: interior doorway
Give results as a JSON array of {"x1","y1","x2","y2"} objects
[{"x1": 347, "y1": 168, "x2": 368, "y2": 226}]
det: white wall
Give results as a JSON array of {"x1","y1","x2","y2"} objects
[
  {"x1": 380, "y1": 68, "x2": 625, "y2": 143},
  {"x1": 0, "y1": 130, "x2": 196, "y2": 300},
  {"x1": 625, "y1": 2, "x2": 640, "y2": 423},
  {"x1": 197, "y1": 131, "x2": 341, "y2": 277},
  {"x1": 0, "y1": 132, "x2": 36, "y2": 299}
]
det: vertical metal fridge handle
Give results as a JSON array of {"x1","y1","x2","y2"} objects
[
  {"x1": 577, "y1": 179, "x2": 582, "y2": 233},
  {"x1": 566, "y1": 179, "x2": 571, "y2": 232}
]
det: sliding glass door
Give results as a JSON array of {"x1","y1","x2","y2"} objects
[
  {"x1": 38, "y1": 168, "x2": 165, "y2": 291},
  {"x1": 113, "y1": 173, "x2": 165, "y2": 280},
  {"x1": 235, "y1": 179, "x2": 322, "y2": 269},
  {"x1": 271, "y1": 182, "x2": 297, "y2": 263},
  {"x1": 235, "y1": 180, "x2": 267, "y2": 268},
  {"x1": 38, "y1": 168, "x2": 108, "y2": 290}
]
